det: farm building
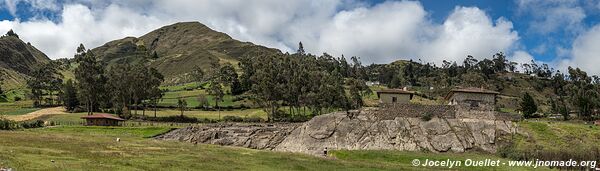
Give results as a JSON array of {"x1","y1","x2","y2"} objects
[
  {"x1": 376, "y1": 89, "x2": 414, "y2": 104},
  {"x1": 81, "y1": 113, "x2": 125, "y2": 126},
  {"x1": 445, "y1": 87, "x2": 499, "y2": 109}
]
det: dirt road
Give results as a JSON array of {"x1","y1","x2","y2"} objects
[{"x1": 5, "y1": 107, "x2": 68, "y2": 121}]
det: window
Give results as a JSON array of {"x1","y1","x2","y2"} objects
[{"x1": 392, "y1": 97, "x2": 397, "y2": 103}]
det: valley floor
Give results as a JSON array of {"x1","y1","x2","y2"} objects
[{"x1": 0, "y1": 126, "x2": 549, "y2": 171}]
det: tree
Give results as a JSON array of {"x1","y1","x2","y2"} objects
[
  {"x1": 0, "y1": 74, "x2": 5, "y2": 100},
  {"x1": 492, "y1": 52, "x2": 507, "y2": 72},
  {"x1": 61, "y1": 79, "x2": 79, "y2": 112},
  {"x1": 130, "y1": 64, "x2": 150, "y2": 116},
  {"x1": 191, "y1": 65, "x2": 205, "y2": 84},
  {"x1": 27, "y1": 62, "x2": 63, "y2": 107},
  {"x1": 204, "y1": 63, "x2": 226, "y2": 119},
  {"x1": 568, "y1": 67, "x2": 598, "y2": 121},
  {"x1": 177, "y1": 98, "x2": 187, "y2": 117},
  {"x1": 147, "y1": 68, "x2": 164, "y2": 118},
  {"x1": 551, "y1": 72, "x2": 569, "y2": 120},
  {"x1": 347, "y1": 78, "x2": 372, "y2": 109},
  {"x1": 521, "y1": 92, "x2": 537, "y2": 119},
  {"x1": 107, "y1": 64, "x2": 132, "y2": 116},
  {"x1": 196, "y1": 94, "x2": 209, "y2": 109},
  {"x1": 207, "y1": 80, "x2": 224, "y2": 119},
  {"x1": 5, "y1": 29, "x2": 18, "y2": 38},
  {"x1": 404, "y1": 60, "x2": 417, "y2": 86},
  {"x1": 74, "y1": 45, "x2": 107, "y2": 115},
  {"x1": 297, "y1": 41, "x2": 305, "y2": 55},
  {"x1": 463, "y1": 55, "x2": 478, "y2": 70},
  {"x1": 218, "y1": 63, "x2": 238, "y2": 89}
]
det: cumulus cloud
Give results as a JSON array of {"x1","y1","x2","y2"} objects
[
  {"x1": 423, "y1": 7, "x2": 518, "y2": 63},
  {"x1": 0, "y1": 0, "x2": 520, "y2": 65},
  {"x1": 0, "y1": 4, "x2": 165, "y2": 58},
  {"x1": 516, "y1": 0, "x2": 586, "y2": 35},
  {"x1": 567, "y1": 24, "x2": 600, "y2": 74}
]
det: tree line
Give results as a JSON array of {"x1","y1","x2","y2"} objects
[
  {"x1": 239, "y1": 42, "x2": 371, "y2": 121},
  {"x1": 367, "y1": 52, "x2": 598, "y2": 121},
  {"x1": 27, "y1": 44, "x2": 164, "y2": 118}
]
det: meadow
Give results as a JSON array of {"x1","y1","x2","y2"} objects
[{"x1": 0, "y1": 125, "x2": 548, "y2": 171}]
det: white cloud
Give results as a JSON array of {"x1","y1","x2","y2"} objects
[
  {"x1": 516, "y1": 0, "x2": 586, "y2": 35},
  {"x1": 0, "y1": 0, "x2": 520, "y2": 66},
  {"x1": 568, "y1": 24, "x2": 600, "y2": 75},
  {"x1": 423, "y1": 7, "x2": 518, "y2": 63},
  {"x1": 510, "y1": 50, "x2": 535, "y2": 72},
  {"x1": 0, "y1": 4, "x2": 164, "y2": 58}
]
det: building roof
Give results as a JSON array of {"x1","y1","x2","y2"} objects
[
  {"x1": 81, "y1": 113, "x2": 125, "y2": 121},
  {"x1": 445, "y1": 87, "x2": 499, "y2": 100},
  {"x1": 376, "y1": 89, "x2": 414, "y2": 98}
]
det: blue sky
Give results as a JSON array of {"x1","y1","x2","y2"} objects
[{"x1": 1, "y1": 0, "x2": 600, "y2": 74}]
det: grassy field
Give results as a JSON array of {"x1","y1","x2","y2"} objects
[
  {"x1": 0, "y1": 101, "x2": 38, "y2": 116},
  {"x1": 0, "y1": 126, "x2": 547, "y2": 171},
  {"x1": 513, "y1": 121, "x2": 600, "y2": 153},
  {"x1": 36, "y1": 109, "x2": 267, "y2": 124}
]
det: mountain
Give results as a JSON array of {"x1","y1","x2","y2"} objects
[
  {"x1": 0, "y1": 35, "x2": 51, "y2": 90},
  {"x1": 91, "y1": 22, "x2": 281, "y2": 84}
]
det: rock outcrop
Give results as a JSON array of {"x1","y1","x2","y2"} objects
[
  {"x1": 275, "y1": 109, "x2": 517, "y2": 155},
  {"x1": 156, "y1": 108, "x2": 517, "y2": 155},
  {"x1": 155, "y1": 123, "x2": 300, "y2": 150}
]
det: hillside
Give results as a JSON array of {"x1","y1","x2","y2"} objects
[
  {"x1": 91, "y1": 22, "x2": 281, "y2": 84},
  {"x1": 369, "y1": 59, "x2": 558, "y2": 113},
  {"x1": 0, "y1": 35, "x2": 51, "y2": 90}
]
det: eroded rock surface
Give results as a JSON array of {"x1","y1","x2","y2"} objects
[
  {"x1": 156, "y1": 109, "x2": 518, "y2": 155},
  {"x1": 155, "y1": 123, "x2": 300, "y2": 150}
]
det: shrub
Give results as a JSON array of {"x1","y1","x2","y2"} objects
[
  {"x1": 0, "y1": 119, "x2": 45, "y2": 130},
  {"x1": 421, "y1": 112, "x2": 433, "y2": 121},
  {"x1": 145, "y1": 115, "x2": 217, "y2": 123},
  {"x1": 243, "y1": 116, "x2": 264, "y2": 122},
  {"x1": 21, "y1": 120, "x2": 45, "y2": 129},
  {"x1": 222, "y1": 116, "x2": 243, "y2": 122},
  {"x1": 0, "y1": 118, "x2": 18, "y2": 130}
]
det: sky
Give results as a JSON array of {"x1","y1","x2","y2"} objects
[{"x1": 0, "y1": 0, "x2": 599, "y2": 74}]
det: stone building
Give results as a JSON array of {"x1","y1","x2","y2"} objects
[
  {"x1": 445, "y1": 87, "x2": 499, "y2": 110},
  {"x1": 376, "y1": 89, "x2": 414, "y2": 104},
  {"x1": 81, "y1": 113, "x2": 125, "y2": 126}
]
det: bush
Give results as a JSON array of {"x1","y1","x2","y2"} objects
[
  {"x1": 243, "y1": 116, "x2": 264, "y2": 122},
  {"x1": 145, "y1": 115, "x2": 217, "y2": 123},
  {"x1": 421, "y1": 112, "x2": 433, "y2": 121},
  {"x1": 0, "y1": 119, "x2": 45, "y2": 130},
  {"x1": 0, "y1": 118, "x2": 18, "y2": 130},
  {"x1": 21, "y1": 120, "x2": 45, "y2": 129},
  {"x1": 222, "y1": 116, "x2": 243, "y2": 122}
]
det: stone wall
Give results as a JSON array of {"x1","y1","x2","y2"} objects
[
  {"x1": 155, "y1": 123, "x2": 300, "y2": 150},
  {"x1": 377, "y1": 103, "x2": 456, "y2": 119},
  {"x1": 275, "y1": 109, "x2": 517, "y2": 155},
  {"x1": 449, "y1": 92, "x2": 496, "y2": 111},
  {"x1": 157, "y1": 109, "x2": 518, "y2": 155}
]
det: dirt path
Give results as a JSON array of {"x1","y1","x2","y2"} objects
[{"x1": 5, "y1": 107, "x2": 68, "y2": 121}]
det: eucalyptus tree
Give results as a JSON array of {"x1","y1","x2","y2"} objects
[
  {"x1": 74, "y1": 45, "x2": 107, "y2": 115},
  {"x1": 27, "y1": 62, "x2": 63, "y2": 107}
]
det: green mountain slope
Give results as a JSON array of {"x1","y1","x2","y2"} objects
[
  {"x1": 91, "y1": 22, "x2": 280, "y2": 84},
  {"x1": 0, "y1": 35, "x2": 51, "y2": 90}
]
